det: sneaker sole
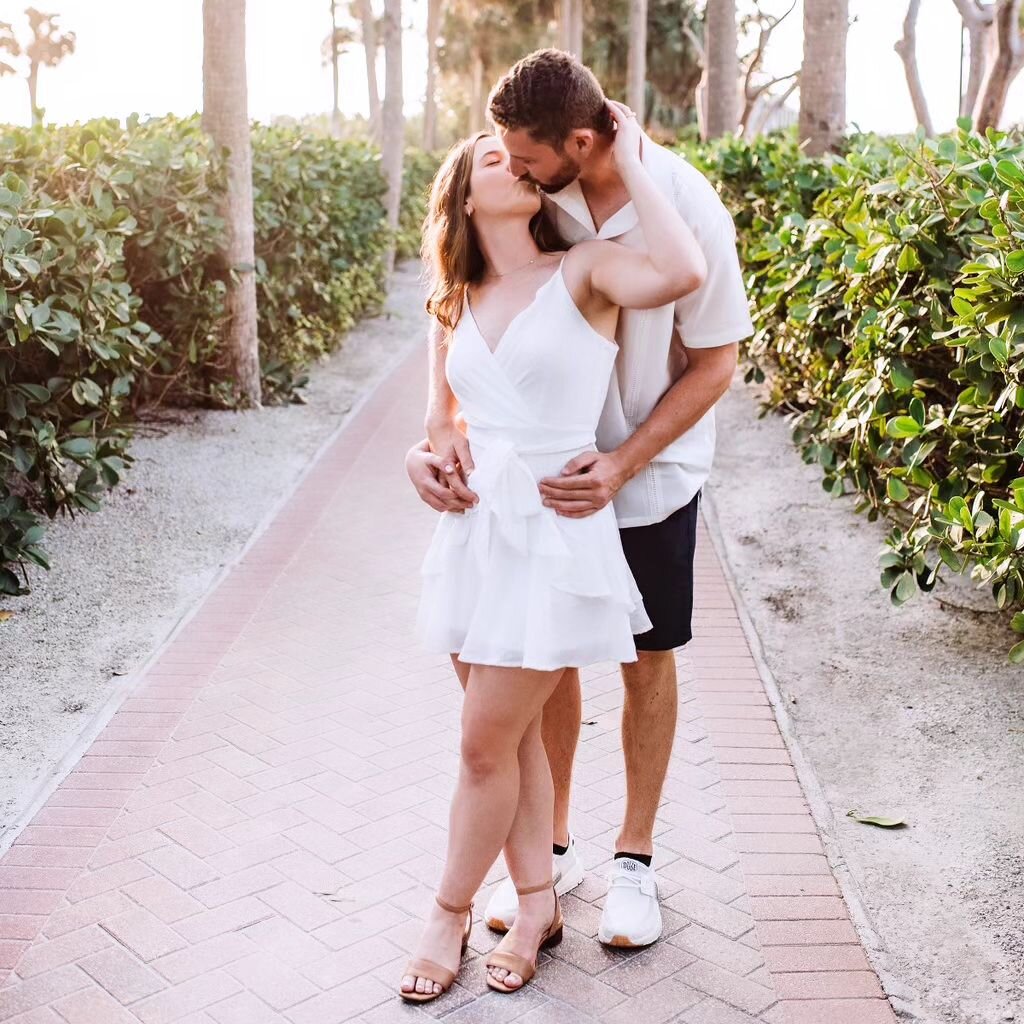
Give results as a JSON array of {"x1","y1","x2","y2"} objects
[
  {"x1": 485, "y1": 859, "x2": 587, "y2": 933},
  {"x1": 597, "y1": 922, "x2": 663, "y2": 948}
]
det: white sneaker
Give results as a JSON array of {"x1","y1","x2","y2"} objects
[
  {"x1": 484, "y1": 835, "x2": 586, "y2": 932},
  {"x1": 597, "y1": 857, "x2": 662, "y2": 947}
]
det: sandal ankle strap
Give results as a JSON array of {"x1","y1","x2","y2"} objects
[
  {"x1": 435, "y1": 894, "x2": 473, "y2": 915},
  {"x1": 514, "y1": 879, "x2": 554, "y2": 897}
]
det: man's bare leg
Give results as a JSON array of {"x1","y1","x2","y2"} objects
[
  {"x1": 541, "y1": 667, "x2": 581, "y2": 847},
  {"x1": 616, "y1": 650, "x2": 678, "y2": 857}
]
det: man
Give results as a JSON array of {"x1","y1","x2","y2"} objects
[{"x1": 406, "y1": 49, "x2": 754, "y2": 948}]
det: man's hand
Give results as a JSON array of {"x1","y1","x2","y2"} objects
[
  {"x1": 406, "y1": 439, "x2": 478, "y2": 513},
  {"x1": 538, "y1": 450, "x2": 633, "y2": 519}
]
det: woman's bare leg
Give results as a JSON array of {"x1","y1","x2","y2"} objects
[
  {"x1": 401, "y1": 662, "x2": 563, "y2": 996},
  {"x1": 486, "y1": 711, "x2": 558, "y2": 989}
]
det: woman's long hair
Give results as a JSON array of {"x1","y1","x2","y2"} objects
[{"x1": 421, "y1": 131, "x2": 568, "y2": 340}]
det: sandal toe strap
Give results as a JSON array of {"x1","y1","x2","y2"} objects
[
  {"x1": 485, "y1": 951, "x2": 535, "y2": 982},
  {"x1": 405, "y1": 958, "x2": 456, "y2": 988}
]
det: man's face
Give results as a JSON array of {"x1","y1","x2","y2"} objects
[{"x1": 496, "y1": 126, "x2": 584, "y2": 194}]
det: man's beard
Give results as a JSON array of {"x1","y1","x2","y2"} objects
[{"x1": 521, "y1": 153, "x2": 581, "y2": 195}]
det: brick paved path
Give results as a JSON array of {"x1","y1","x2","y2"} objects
[{"x1": 0, "y1": 344, "x2": 897, "y2": 1023}]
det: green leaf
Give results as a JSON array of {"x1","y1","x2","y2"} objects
[
  {"x1": 1010, "y1": 639, "x2": 1024, "y2": 664},
  {"x1": 889, "y1": 359, "x2": 914, "y2": 391},
  {"x1": 887, "y1": 476, "x2": 910, "y2": 501},
  {"x1": 886, "y1": 416, "x2": 922, "y2": 438},
  {"x1": 1007, "y1": 250, "x2": 1024, "y2": 276},
  {"x1": 994, "y1": 159, "x2": 1024, "y2": 185},
  {"x1": 893, "y1": 572, "x2": 917, "y2": 604},
  {"x1": 846, "y1": 810, "x2": 906, "y2": 828},
  {"x1": 60, "y1": 437, "x2": 94, "y2": 457},
  {"x1": 896, "y1": 244, "x2": 921, "y2": 272}
]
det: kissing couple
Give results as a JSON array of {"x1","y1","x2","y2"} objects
[{"x1": 400, "y1": 48, "x2": 754, "y2": 1002}]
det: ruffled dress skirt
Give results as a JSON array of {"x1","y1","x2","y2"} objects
[{"x1": 415, "y1": 442, "x2": 652, "y2": 672}]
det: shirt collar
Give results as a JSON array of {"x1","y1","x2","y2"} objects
[{"x1": 542, "y1": 129, "x2": 670, "y2": 240}]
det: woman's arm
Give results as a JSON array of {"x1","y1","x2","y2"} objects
[
  {"x1": 581, "y1": 102, "x2": 707, "y2": 310},
  {"x1": 411, "y1": 318, "x2": 477, "y2": 510}
]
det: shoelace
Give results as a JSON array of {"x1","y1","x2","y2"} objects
[{"x1": 609, "y1": 868, "x2": 656, "y2": 895}]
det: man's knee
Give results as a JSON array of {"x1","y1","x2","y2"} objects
[{"x1": 621, "y1": 649, "x2": 676, "y2": 690}]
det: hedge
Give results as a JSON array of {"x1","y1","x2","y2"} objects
[
  {"x1": 0, "y1": 115, "x2": 438, "y2": 595},
  {"x1": 680, "y1": 124, "x2": 1024, "y2": 659}
]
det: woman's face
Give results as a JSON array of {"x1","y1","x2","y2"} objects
[{"x1": 467, "y1": 135, "x2": 542, "y2": 220}]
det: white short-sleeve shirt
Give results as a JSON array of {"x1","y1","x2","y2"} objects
[{"x1": 541, "y1": 132, "x2": 754, "y2": 528}]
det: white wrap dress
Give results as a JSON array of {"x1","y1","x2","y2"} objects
[{"x1": 415, "y1": 256, "x2": 653, "y2": 671}]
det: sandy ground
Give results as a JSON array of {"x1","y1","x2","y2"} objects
[
  {"x1": 704, "y1": 371, "x2": 1024, "y2": 1024},
  {"x1": 0, "y1": 261, "x2": 426, "y2": 844}
]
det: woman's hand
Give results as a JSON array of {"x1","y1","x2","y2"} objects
[
  {"x1": 406, "y1": 436, "x2": 478, "y2": 514},
  {"x1": 426, "y1": 418, "x2": 478, "y2": 508},
  {"x1": 607, "y1": 99, "x2": 643, "y2": 172}
]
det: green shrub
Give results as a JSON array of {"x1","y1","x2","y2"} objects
[
  {"x1": 0, "y1": 123, "x2": 165, "y2": 595},
  {"x1": 251, "y1": 128, "x2": 389, "y2": 403},
  {"x1": 398, "y1": 147, "x2": 442, "y2": 260},
  {"x1": 682, "y1": 125, "x2": 1024, "y2": 659},
  {"x1": 1, "y1": 115, "x2": 434, "y2": 594}
]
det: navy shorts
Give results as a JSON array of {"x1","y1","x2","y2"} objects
[{"x1": 619, "y1": 488, "x2": 701, "y2": 651}]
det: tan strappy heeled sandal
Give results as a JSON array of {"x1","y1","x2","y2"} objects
[
  {"x1": 399, "y1": 894, "x2": 474, "y2": 1004},
  {"x1": 484, "y1": 880, "x2": 563, "y2": 994}
]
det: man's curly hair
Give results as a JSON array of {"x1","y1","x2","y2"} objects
[{"x1": 487, "y1": 48, "x2": 615, "y2": 149}]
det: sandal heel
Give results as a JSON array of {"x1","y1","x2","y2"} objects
[{"x1": 542, "y1": 924, "x2": 563, "y2": 949}]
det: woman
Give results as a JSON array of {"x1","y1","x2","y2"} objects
[{"x1": 401, "y1": 105, "x2": 707, "y2": 1002}]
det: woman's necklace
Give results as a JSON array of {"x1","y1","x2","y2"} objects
[{"x1": 484, "y1": 255, "x2": 540, "y2": 280}]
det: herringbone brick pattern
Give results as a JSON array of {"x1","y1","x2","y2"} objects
[{"x1": 0, "y1": 344, "x2": 896, "y2": 1023}]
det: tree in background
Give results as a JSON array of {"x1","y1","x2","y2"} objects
[
  {"x1": 626, "y1": 0, "x2": 648, "y2": 118},
  {"x1": 323, "y1": 1, "x2": 356, "y2": 136},
  {"x1": 895, "y1": 0, "x2": 932, "y2": 136},
  {"x1": 954, "y1": 0, "x2": 996, "y2": 120},
  {"x1": 0, "y1": 8, "x2": 75, "y2": 126},
  {"x1": 561, "y1": 0, "x2": 584, "y2": 55},
  {"x1": 202, "y1": 0, "x2": 261, "y2": 406},
  {"x1": 975, "y1": 0, "x2": 1023, "y2": 129},
  {"x1": 353, "y1": 0, "x2": 382, "y2": 142},
  {"x1": 588, "y1": 0, "x2": 702, "y2": 133},
  {"x1": 438, "y1": 0, "x2": 559, "y2": 133},
  {"x1": 423, "y1": 0, "x2": 443, "y2": 148},
  {"x1": 381, "y1": 0, "x2": 404, "y2": 271},
  {"x1": 798, "y1": 0, "x2": 848, "y2": 155},
  {"x1": 737, "y1": 0, "x2": 797, "y2": 139},
  {"x1": 704, "y1": 0, "x2": 739, "y2": 138}
]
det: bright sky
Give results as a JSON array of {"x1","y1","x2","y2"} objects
[{"x1": 0, "y1": 0, "x2": 1021, "y2": 134}]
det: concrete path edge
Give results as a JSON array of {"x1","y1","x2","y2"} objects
[{"x1": 699, "y1": 484, "x2": 923, "y2": 1021}]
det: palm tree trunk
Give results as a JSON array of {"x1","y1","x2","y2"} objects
[
  {"x1": 953, "y1": 0, "x2": 996, "y2": 119},
  {"x1": 560, "y1": 0, "x2": 583, "y2": 57},
  {"x1": 424, "y1": 0, "x2": 442, "y2": 149},
  {"x1": 202, "y1": 0, "x2": 261, "y2": 407},
  {"x1": 469, "y1": 48, "x2": 485, "y2": 132},
  {"x1": 355, "y1": 0, "x2": 381, "y2": 142},
  {"x1": 798, "y1": 0, "x2": 848, "y2": 156},
  {"x1": 381, "y1": 0, "x2": 404, "y2": 272},
  {"x1": 976, "y1": 0, "x2": 1023, "y2": 130},
  {"x1": 705, "y1": 0, "x2": 739, "y2": 138},
  {"x1": 27, "y1": 60, "x2": 39, "y2": 125},
  {"x1": 329, "y1": 0, "x2": 341, "y2": 137},
  {"x1": 894, "y1": 0, "x2": 933, "y2": 136},
  {"x1": 626, "y1": 0, "x2": 647, "y2": 119}
]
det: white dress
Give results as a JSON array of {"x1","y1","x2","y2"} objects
[{"x1": 415, "y1": 255, "x2": 653, "y2": 671}]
